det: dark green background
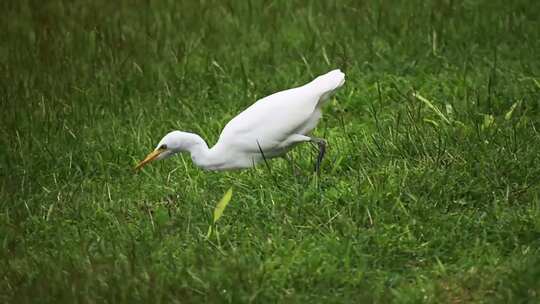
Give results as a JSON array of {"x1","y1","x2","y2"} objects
[{"x1": 1, "y1": 0, "x2": 539, "y2": 303}]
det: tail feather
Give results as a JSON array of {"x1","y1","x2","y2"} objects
[{"x1": 311, "y1": 69, "x2": 345, "y2": 105}]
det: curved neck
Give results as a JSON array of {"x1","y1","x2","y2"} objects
[{"x1": 181, "y1": 133, "x2": 221, "y2": 170}]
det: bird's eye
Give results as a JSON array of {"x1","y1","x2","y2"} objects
[{"x1": 160, "y1": 144, "x2": 167, "y2": 150}]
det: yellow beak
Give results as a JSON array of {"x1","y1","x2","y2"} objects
[{"x1": 134, "y1": 148, "x2": 165, "y2": 170}]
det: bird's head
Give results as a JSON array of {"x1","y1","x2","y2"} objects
[{"x1": 134, "y1": 131, "x2": 185, "y2": 170}]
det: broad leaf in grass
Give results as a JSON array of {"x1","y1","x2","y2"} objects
[
  {"x1": 213, "y1": 188, "x2": 233, "y2": 223},
  {"x1": 206, "y1": 188, "x2": 233, "y2": 238}
]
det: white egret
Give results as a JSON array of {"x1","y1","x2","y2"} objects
[{"x1": 135, "y1": 69, "x2": 345, "y2": 172}]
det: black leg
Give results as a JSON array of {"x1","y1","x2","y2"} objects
[{"x1": 311, "y1": 138, "x2": 326, "y2": 175}]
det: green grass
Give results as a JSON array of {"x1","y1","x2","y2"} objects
[{"x1": 2, "y1": 0, "x2": 540, "y2": 302}]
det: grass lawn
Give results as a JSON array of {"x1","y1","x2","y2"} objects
[{"x1": 1, "y1": 0, "x2": 540, "y2": 302}]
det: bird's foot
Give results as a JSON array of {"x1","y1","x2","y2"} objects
[{"x1": 311, "y1": 138, "x2": 326, "y2": 175}]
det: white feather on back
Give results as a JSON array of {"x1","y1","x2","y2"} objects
[{"x1": 217, "y1": 69, "x2": 345, "y2": 153}]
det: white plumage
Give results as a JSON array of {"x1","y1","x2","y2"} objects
[{"x1": 135, "y1": 69, "x2": 345, "y2": 171}]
